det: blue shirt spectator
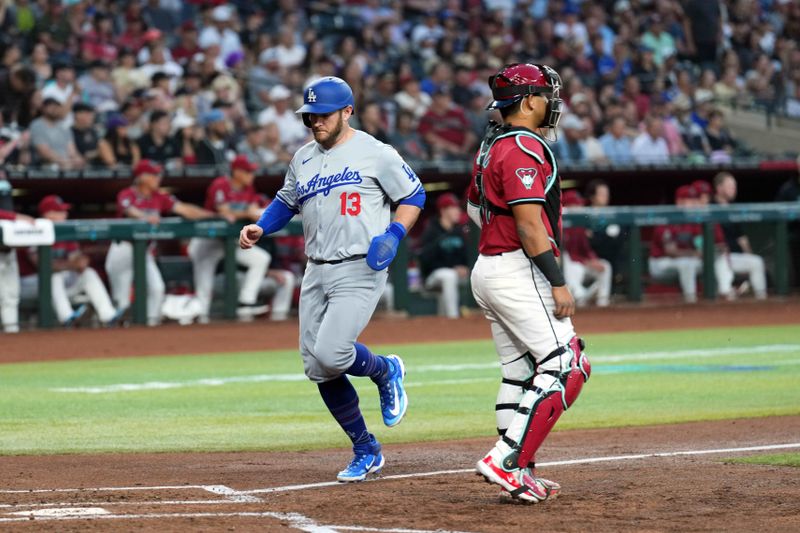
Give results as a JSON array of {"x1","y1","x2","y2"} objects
[{"x1": 599, "y1": 118, "x2": 634, "y2": 164}]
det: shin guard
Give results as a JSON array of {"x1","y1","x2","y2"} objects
[{"x1": 498, "y1": 337, "x2": 591, "y2": 471}]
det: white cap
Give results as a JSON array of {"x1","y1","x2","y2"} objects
[
  {"x1": 561, "y1": 114, "x2": 584, "y2": 131},
  {"x1": 269, "y1": 85, "x2": 291, "y2": 101},
  {"x1": 212, "y1": 5, "x2": 233, "y2": 22}
]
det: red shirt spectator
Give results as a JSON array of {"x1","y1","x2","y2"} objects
[{"x1": 418, "y1": 90, "x2": 474, "y2": 157}]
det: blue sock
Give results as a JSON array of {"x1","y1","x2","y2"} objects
[
  {"x1": 317, "y1": 376, "x2": 371, "y2": 445},
  {"x1": 346, "y1": 342, "x2": 391, "y2": 382}
]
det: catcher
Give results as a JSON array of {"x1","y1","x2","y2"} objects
[{"x1": 467, "y1": 63, "x2": 591, "y2": 502}]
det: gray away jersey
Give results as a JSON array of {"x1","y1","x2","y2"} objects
[{"x1": 276, "y1": 129, "x2": 421, "y2": 261}]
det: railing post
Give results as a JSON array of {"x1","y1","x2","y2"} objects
[
  {"x1": 223, "y1": 235, "x2": 238, "y2": 319},
  {"x1": 392, "y1": 239, "x2": 410, "y2": 312},
  {"x1": 626, "y1": 225, "x2": 642, "y2": 302},
  {"x1": 132, "y1": 239, "x2": 148, "y2": 325},
  {"x1": 37, "y1": 245, "x2": 55, "y2": 328},
  {"x1": 775, "y1": 220, "x2": 789, "y2": 296},
  {"x1": 702, "y1": 222, "x2": 716, "y2": 300}
]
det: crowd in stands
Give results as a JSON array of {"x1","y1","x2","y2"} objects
[{"x1": 0, "y1": 0, "x2": 797, "y2": 171}]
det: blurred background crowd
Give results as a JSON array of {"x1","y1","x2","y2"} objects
[{"x1": 0, "y1": 0, "x2": 798, "y2": 170}]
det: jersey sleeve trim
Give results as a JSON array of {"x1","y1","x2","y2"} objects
[
  {"x1": 275, "y1": 192, "x2": 300, "y2": 213},
  {"x1": 467, "y1": 199, "x2": 480, "y2": 208},
  {"x1": 515, "y1": 136, "x2": 545, "y2": 164},
  {"x1": 507, "y1": 197, "x2": 546, "y2": 206}
]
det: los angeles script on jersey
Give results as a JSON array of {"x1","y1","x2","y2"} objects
[{"x1": 296, "y1": 166, "x2": 363, "y2": 204}]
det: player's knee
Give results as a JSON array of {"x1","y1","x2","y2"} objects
[{"x1": 312, "y1": 339, "x2": 355, "y2": 374}]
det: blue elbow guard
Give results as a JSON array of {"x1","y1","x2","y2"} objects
[
  {"x1": 256, "y1": 198, "x2": 296, "y2": 235},
  {"x1": 399, "y1": 186, "x2": 426, "y2": 209}
]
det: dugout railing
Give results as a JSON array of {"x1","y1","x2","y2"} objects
[{"x1": 2, "y1": 202, "x2": 798, "y2": 328}]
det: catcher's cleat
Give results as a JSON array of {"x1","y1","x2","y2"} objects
[
  {"x1": 337, "y1": 437, "x2": 384, "y2": 482},
  {"x1": 476, "y1": 451, "x2": 555, "y2": 503},
  {"x1": 375, "y1": 354, "x2": 408, "y2": 427}
]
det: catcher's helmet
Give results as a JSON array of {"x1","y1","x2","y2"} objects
[
  {"x1": 487, "y1": 63, "x2": 564, "y2": 129},
  {"x1": 296, "y1": 76, "x2": 354, "y2": 127}
]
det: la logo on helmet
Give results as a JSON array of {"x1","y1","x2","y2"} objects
[{"x1": 307, "y1": 88, "x2": 317, "y2": 103}]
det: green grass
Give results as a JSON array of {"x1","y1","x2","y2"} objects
[
  {"x1": 728, "y1": 453, "x2": 800, "y2": 467},
  {"x1": 0, "y1": 324, "x2": 798, "y2": 455}
]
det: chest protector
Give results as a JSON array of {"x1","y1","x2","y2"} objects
[{"x1": 474, "y1": 121, "x2": 562, "y2": 249}]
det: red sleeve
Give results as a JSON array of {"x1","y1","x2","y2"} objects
[
  {"x1": 245, "y1": 185, "x2": 261, "y2": 205},
  {"x1": 206, "y1": 178, "x2": 225, "y2": 211},
  {"x1": 160, "y1": 193, "x2": 178, "y2": 214},
  {"x1": 116, "y1": 189, "x2": 134, "y2": 218},
  {"x1": 468, "y1": 156, "x2": 480, "y2": 205},
  {"x1": 500, "y1": 137, "x2": 547, "y2": 206},
  {"x1": 713, "y1": 224, "x2": 725, "y2": 245},
  {"x1": 0, "y1": 209, "x2": 16, "y2": 220},
  {"x1": 417, "y1": 112, "x2": 434, "y2": 137}
]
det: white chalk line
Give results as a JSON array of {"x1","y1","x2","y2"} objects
[{"x1": 48, "y1": 343, "x2": 800, "y2": 394}]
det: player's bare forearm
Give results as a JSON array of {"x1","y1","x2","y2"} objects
[
  {"x1": 511, "y1": 203, "x2": 552, "y2": 257},
  {"x1": 174, "y1": 202, "x2": 215, "y2": 220},
  {"x1": 393, "y1": 204, "x2": 422, "y2": 233}
]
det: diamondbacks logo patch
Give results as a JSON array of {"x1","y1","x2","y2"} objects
[
  {"x1": 515, "y1": 168, "x2": 537, "y2": 190},
  {"x1": 307, "y1": 88, "x2": 317, "y2": 103}
]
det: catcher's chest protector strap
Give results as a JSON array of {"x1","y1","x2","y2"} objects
[
  {"x1": 501, "y1": 337, "x2": 591, "y2": 470},
  {"x1": 474, "y1": 123, "x2": 561, "y2": 247}
]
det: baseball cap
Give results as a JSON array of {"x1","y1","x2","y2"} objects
[
  {"x1": 269, "y1": 85, "x2": 291, "y2": 101},
  {"x1": 106, "y1": 114, "x2": 129, "y2": 129},
  {"x1": 675, "y1": 185, "x2": 699, "y2": 202},
  {"x1": 73, "y1": 101, "x2": 95, "y2": 113},
  {"x1": 200, "y1": 109, "x2": 226, "y2": 126},
  {"x1": 231, "y1": 154, "x2": 258, "y2": 173},
  {"x1": 38, "y1": 195, "x2": 72, "y2": 215},
  {"x1": 692, "y1": 180, "x2": 712, "y2": 196},
  {"x1": 212, "y1": 5, "x2": 233, "y2": 22},
  {"x1": 133, "y1": 159, "x2": 163, "y2": 178},
  {"x1": 562, "y1": 189, "x2": 585, "y2": 207},
  {"x1": 436, "y1": 193, "x2": 460, "y2": 211}
]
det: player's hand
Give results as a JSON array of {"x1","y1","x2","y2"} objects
[
  {"x1": 145, "y1": 214, "x2": 160, "y2": 225},
  {"x1": 240, "y1": 224, "x2": 263, "y2": 249},
  {"x1": 15, "y1": 214, "x2": 35, "y2": 224},
  {"x1": 367, "y1": 223, "x2": 406, "y2": 271},
  {"x1": 552, "y1": 285, "x2": 575, "y2": 320},
  {"x1": 587, "y1": 259, "x2": 606, "y2": 273}
]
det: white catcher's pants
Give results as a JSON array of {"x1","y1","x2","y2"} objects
[
  {"x1": 188, "y1": 238, "x2": 269, "y2": 316},
  {"x1": 562, "y1": 253, "x2": 612, "y2": 307},
  {"x1": 105, "y1": 241, "x2": 165, "y2": 325},
  {"x1": 0, "y1": 250, "x2": 20, "y2": 333},
  {"x1": 424, "y1": 267, "x2": 466, "y2": 319},
  {"x1": 21, "y1": 268, "x2": 116, "y2": 323}
]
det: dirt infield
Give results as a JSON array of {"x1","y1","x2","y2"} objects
[
  {"x1": 1, "y1": 416, "x2": 798, "y2": 531},
  {"x1": 2, "y1": 299, "x2": 800, "y2": 363},
  {"x1": 2, "y1": 301, "x2": 799, "y2": 531}
]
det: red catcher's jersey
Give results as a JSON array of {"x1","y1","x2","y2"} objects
[
  {"x1": 205, "y1": 176, "x2": 260, "y2": 212},
  {"x1": 468, "y1": 128, "x2": 561, "y2": 256},
  {"x1": 116, "y1": 187, "x2": 177, "y2": 218}
]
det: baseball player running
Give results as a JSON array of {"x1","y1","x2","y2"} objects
[
  {"x1": 467, "y1": 64, "x2": 591, "y2": 502},
  {"x1": 188, "y1": 154, "x2": 271, "y2": 321},
  {"x1": 240, "y1": 77, "x2": 425, "y2": 482},
  {"x1": 105, "y1": 159, "x2": 214, "y2": 325}
]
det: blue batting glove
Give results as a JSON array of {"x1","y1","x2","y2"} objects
[{"x1": 366, "y1": 222, "x2": 406, "y2": 271}]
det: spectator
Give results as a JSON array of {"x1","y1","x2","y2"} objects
[
  {"x1": 673, "y1": 95, "x2": 709, "y2": 157},
  {"x1": 417, "y1": 88, "x2": 475, "y2": 160},
  {"x1": 78, "y1": 60, "x2": 116, "y2": 113},
  {"x1": 358, "y1": 102, "x2": 389, "y2": 144},
  {"x1": 553, "y1": 114, "x2": 587, "y2": 164},
  {"x1": 631, "y1": 115, "x2": 670, "y2": 164},
  {"x1": 417, "y1": 193, "x2": 470, "y2": 319},
  {"x1": 198, "y1": 5, "x2": 244, "y2": 61},
  {"x1": 0, "y1": 66, "x2": 37, "y2": 129},
  {"x1": 561, "y1": 190, "x2": 612, "y2": 307},
  {"x1": 98, "y1": 114, "x2": 140, "y2": 167},
  {"x1": 598, "y1": 116, "x2": 633, "y2": 164},
  {"x1": 389, "y1": 111, "x2": 428, "y2": 161},
  {"x1": 264, "y1": 27, "x2": 306, "y2": 70},
  {"x1": 19, "y1": 196, "x2": 121, "y2": 327},
  {"x1": 29, "y1": 98, "x2": 84, "y2": 169},
  {"x1": 42, "y1": 63, "x2": 77, "y2": 108},
  {"x1": 621, "y1": 75, "x2": 649, "y2": 121},
  {"x1": 420, "y1": 63, "x2": 452, "y2": 96},
  {"x1": 171, "y1": 21, "x2": 201, "y2": 66},
  {"x1": 70, "y1": 102, "x2": 100, "y2": 165},
  {"x1": 137, "y1": 109, "x2": 181, "y2": 167},
  {"x1": 236, "y1": 124, "x2": 271, "y2": 167},
  {"x1": 704, "y1": 110, "x2": 738, "y2": 163},
  {"x1": 395, "y1": 77, "x2": 432, "y2": 122},
  {"x1": 81, "y1": 13, "x2": 118, "y2": 64},
  {"x1": 195, "y1": 109, "x2": 233, "y2": 166},
  {"x1": 640, "y1": 14, "x2": 676, "y2": 67},
  {"x1": 28, "y1": 43, "x2": 52, "y2": 88},
  {"x1": 712, "y1": 172, "x2": 767, "y2": 299},
  {"x1": 105, "y1": 159, "x2": 214, "y2": 326},
  {"x1": 260, "y1": 122, "x2": 294, "y2": 166},
  {"x1": 256, "y1": 85, "x2": 307, "y2": 150}
]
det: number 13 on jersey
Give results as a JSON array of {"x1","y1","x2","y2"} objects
[{"x1": 339, "y1": 192, "x2": 361, "y2": 216}]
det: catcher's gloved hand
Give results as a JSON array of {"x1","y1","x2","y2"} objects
[{"x1": 366, "y1": 222, "x2": 406, "y2": 271}]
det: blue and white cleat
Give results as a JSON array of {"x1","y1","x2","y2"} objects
[
  {"x1": 337, "y1": 439, "x2": 385, "y2": 483},
  {"x1": 376, "y1": 354, "x2": 408, "y2": 427}
]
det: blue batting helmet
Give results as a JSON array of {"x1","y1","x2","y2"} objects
[{"x1": 296, "y1": 77, "x2": 354, "y2": 125}]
